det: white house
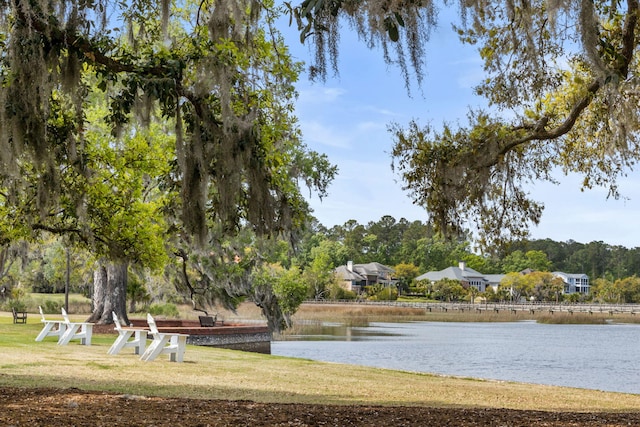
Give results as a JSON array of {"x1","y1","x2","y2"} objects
[{"x1": 552, "y1": 272, "x2": 590, "y2": 294}]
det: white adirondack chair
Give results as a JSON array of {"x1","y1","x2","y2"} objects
[
  {"x1": 35, "y1": 306, "x2": 67, "y2": 342},
  {"x1": 107, "y1": 312, "x2": 147, "y2": 355},
  {"x1": 140, "y1": 313, "x2": 188, "y2": 362},
  {"x1": 58, "y1": 308, "x2": 94, "y2": 346}
]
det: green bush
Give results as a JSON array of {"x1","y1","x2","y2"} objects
[
  {"x1": 41, "y1": 300, "x2": 62, "y2": 314},
  {"x1": 148, "y1": 303, "x2": 180, "y2": 318},
  {"x1": 369, "y1": 287, "x2": 398, "y2": 301},
  {"x1": 328, "y1": 283, "x2": 357, "y2": 300},
  {"x1": 3, "y1": 298, "x2": 27, "y2": 312}
]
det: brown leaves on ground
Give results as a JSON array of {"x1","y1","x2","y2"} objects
[{"x1": 1, "y1": 387, "x2": 639, "y2": 426}]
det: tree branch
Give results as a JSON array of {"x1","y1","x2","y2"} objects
[
  {"x1": 493, "y1": 0, "x2": 639, "y2": 162},
  {"x1": 30, "y1": 223, "x2": 103, "y2": 245},
  {"x1": 16, "y1": 3, "x2": 222, "y2": 127}
]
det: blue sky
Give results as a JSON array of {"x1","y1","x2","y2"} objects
[{"x1": 281, "y1": 13, "x2": 640, "y2": 249}]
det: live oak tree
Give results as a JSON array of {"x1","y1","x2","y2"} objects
[
  {"x1": 0, "y1": 0, "x2": 337, "y2": 324},
  {"x1": 83, "y1": 118, "x2": 173, "y2": 324},
  {"x1": 390, "y1": 0, "x2": 640, "y2": 251}
]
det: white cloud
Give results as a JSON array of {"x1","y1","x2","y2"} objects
[
  {"x1": 301, "y1": 120, "x2": 352, "y2": 149},
  {"x1": 298, "y1": 86, "x2": 346, "y2": 104},
  {"x1": 355, "y1": 120, "x2": 386, "y2": 132},
  {"x1": 360, "y1": 105, "x2": 399, "y2": 117}
]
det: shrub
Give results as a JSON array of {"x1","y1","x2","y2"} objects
[
  {"x1": 41, "y1": 300, "x2": 62, "y2": 314},
  {"x1": 9, "y1": 299, "x2": 27, "y2": 312},
  {"x1": 328, "y1": 283, "x2": 357, "y2": 300},
  {"x1": 369, "y1": 287, "x2": 398, "y2": 301},
  {"x1": 148, "y1": 303, "x2": 180, "y2": 318}
]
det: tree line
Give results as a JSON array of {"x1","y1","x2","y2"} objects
[
  {"x1": 293, "y1": 216, "x2": 640, "y2": 304},
  {"x1": 295, "y1": 215, "x2": 640, "y2": 281},
  {"x1": 3, "y1": 214, "x2": 640, "y2": 317}
]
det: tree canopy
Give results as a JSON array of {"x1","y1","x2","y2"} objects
[
  {"x1": 0, "y1": 0, "x2": 337, "y2": 250},
  {"x1": 0, "y1": 0, "x2": 345, "y2": 326},
  {"x1": 390, "y1": 0, "x2": 640, "y2": 250}
]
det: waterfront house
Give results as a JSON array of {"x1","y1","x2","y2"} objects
[
  {"x1": 334, "y1": 261, "x2": 395, "y2": 293},
  {"x1": 415, "y1": 262, "x2": 489, "y2": 292},
  {"x1": 552, "y1": 272, "x2": 590, "y2": 294}
]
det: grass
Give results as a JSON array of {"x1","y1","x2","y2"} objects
[
  {"x1": 12, "y1": 293, "x2": 93, "y2": 315},
  {"x1": 1, "y1": 310, "x2": 640, "y2": 413}
]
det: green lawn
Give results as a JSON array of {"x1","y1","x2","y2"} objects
[{"x1": 1, "y1": 310, "x2": 639, "y2": 412}]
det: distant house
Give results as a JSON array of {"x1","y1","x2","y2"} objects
[
  {"x1": 552, "y1": 272, "x2": 590, "y2": 294},
  {"x1": 415, "y1": 263, "x2": 590, "y2": 296},
  {"x1": 484, "y1": 274, "x2": 506, "y2": 291},
  {"x1": 415, "y1": 262, "x2": 489, "y2": 292},
  {"x1": 334, "y1": 261, "x2": 395, "y2": 293},
  {"x1": 334, "y1": 263, "x2": 366, "y2": 293}
]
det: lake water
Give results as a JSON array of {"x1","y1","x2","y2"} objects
[{"x1": 272, "y1": 321, "x2": 640, "y2": 394}]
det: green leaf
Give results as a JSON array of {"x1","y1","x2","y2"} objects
[{"x1": 388, "y1": 24, "x2": 399, "y2": 42}]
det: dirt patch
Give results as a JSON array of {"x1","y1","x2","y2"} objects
[{"x1": 1, "y1": 387, "x2": 639, "y2": 426}]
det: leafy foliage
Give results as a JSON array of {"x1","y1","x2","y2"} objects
[
  {"x1": 0, "y1": 1, "x2": 341, "y2": 325},
  {"x1": 390, "y1": 0, "x2": 640, "y2": 250},
  {"x1": 0, "y1": 0, "x2": 337, "y2": 248}
]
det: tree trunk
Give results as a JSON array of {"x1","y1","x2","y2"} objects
[{"x1": 87, "y1": 260, "x2": 129, "y2": 325}]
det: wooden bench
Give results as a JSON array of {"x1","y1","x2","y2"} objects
[
  {"x1": 58, "y1": 308, "x2": 94, "y2": 346},
  {"x1": 35, "y1": 306, "x2": 67, "y2": 342},
  {"x1": 199, "y1": 315, "x2": 216, "y2": 327},
  {"x1": 140, "y1": 313, "x2": 188, "y2": 362},
  {"x1": 12, "y1": 307, "x2": 27, "y2": 324},
  {"x1": 198, "y1": 315, "x2": 223, "y2": 327},
  {"x1": 108, "y1": 312, "x2": 148, "y2": 356}
]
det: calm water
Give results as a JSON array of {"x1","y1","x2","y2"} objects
[{"x1": 272, "y1": 321, "x2": 640, "y2": 394}]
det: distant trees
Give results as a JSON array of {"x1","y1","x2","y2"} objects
[
  {"x1": 306, "y1": 215, "x2": 640, "y2": 281},
  {"x1": 394, "y1": 263, "x2": 420, "y2": 294},
  {"x1": 284, "y1": 215, "x2": 640, "y2": 303},
  {"x1": 500, "y1": 273, "x2": 532, "y2": 302},
  {"x1": 525, "y1": 272, "x2": 565, "y2": 302},
  {"x1": 431, "y1": 278, "x2": 466, "y2": 302},
  {"x1": 510, "y1": 240, "x2": 640, "y2": 280},
  {"x1": 501, "y1": 250, "x2": 552, "y2": 274},
  {"x1": 591, "y1": 276, "x2": 640, "y2": 303}
]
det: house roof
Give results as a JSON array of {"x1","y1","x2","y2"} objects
[
  {"x1": 553, "y1": 272, "x2": 589, "y2": 280},
  {"x1": 484, "y1": 274, "x2": 506, "y2": 284},
  {"x1": 335, "y1": 265, "x2": 366, "y2": 281},
  {"x1": 415, "y1": 265, "x2": 486, "y2": 282},
  {"x1": 415, "y1": 264, "x2": 589, "y2": 289},
  {"x1": 353, "y1": 262, "x2": 394, "y2": 277}
]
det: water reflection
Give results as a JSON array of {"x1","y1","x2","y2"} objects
[{"x1": 276, "y1": 321, "x2": 401, "y2": 341}]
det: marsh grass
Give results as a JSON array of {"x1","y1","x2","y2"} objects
[
  {"x1": 20, "y1": 293, "x2": 92, "y2": 314},
  {"x1": 2, "y1": 310, "x2": 640, "y2": 412},
  {"x1": 282, "y1": 303, "x2": 640, "y2": 326},
  {"x1": 537, "y1": 313, "x2": 609, "y2": 324}
]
